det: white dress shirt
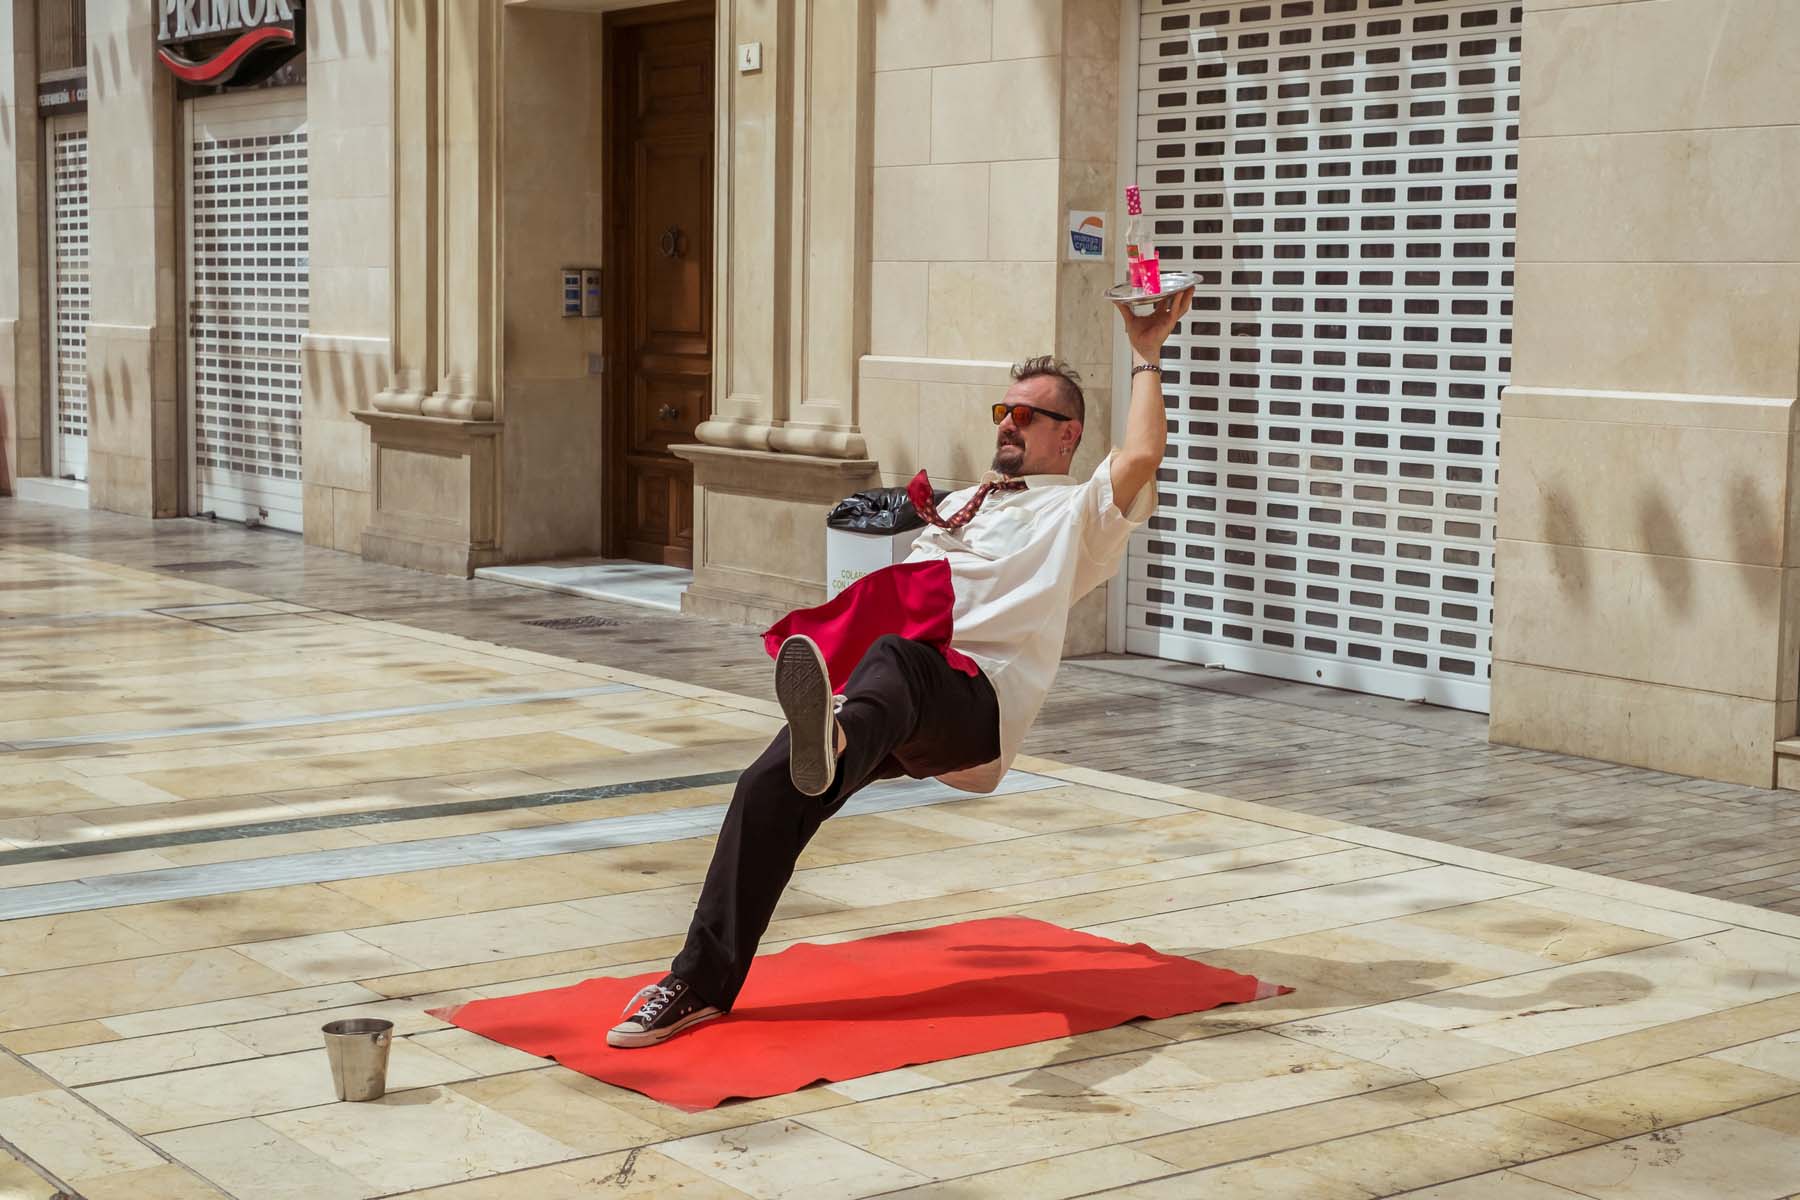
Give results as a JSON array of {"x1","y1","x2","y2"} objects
[{"x1": 903, "y1": 450, "x2": 1156, "y2": 793}]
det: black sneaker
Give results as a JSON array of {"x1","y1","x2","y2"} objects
[
  {"x1": 606, "y1": 974, "x2": 722, "y2": 1049},
  {"x1": 776, "y1": 634, "x2": 842, "y2": 797}
]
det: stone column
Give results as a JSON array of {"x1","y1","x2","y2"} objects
[
  {"x1": 300, "y1": 0, "x2": 394, "y2": 552},
  {"x1": 764, "y1": 0, "x2": 872, "y2": 460},
  {"x1": 694, "y1": 0, "x2": 789, "y2": 452},
  {"x1": 356, "y1": 0, "x2": 503, "y2": 575},
  {"x1": 84, "y1": 0, "x2": 180, "y2": 518},
  {"x1": 682, "y1": 0, "x2": 879, "y2": 624},
  {"x1": 0, "y1": 0, "x2": 42, "y2": 494},
  {"x1": 1492, "y1": 0, "x2": 1800, "y2": 787}
]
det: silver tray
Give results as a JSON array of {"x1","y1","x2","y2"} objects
[{"x1": 1105, "y1": 271, "x2": 1198, "y2": 314}]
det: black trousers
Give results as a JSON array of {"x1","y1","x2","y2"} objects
[{"x1": 671, "y1": 634, "x2": 1001, "y2": 1010}]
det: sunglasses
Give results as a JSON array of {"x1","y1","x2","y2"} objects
[{"x1": 991, "y1": 402, "x2": 1076, "y2": 428}]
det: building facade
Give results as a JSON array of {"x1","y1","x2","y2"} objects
[{"x1": 1, "y1": 0, "x2": 1798, "y2": 790}]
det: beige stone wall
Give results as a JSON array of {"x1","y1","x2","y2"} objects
[
  {"x1": 866, "y1": 0, "x2": 1118, "y2": 405},
  {"x1": 686, "y1": 0, "x2": 1127, "y2": 647},
  {"x1": 1492, "y1": 0, "x2": 1800, "y2": 785},
  {"x1": 497, "y1": 6, "x2": 607, "y2": 562},
  {"x1": 302, "y1": 0, "x2": 394, "y2": 551},
  {"x1": 84, "y1": 0, "x2": 179, "y2": 519},
  {"x1": 860, "y1": 0, "x2": 1120, "y2": 653},
  {"x1": 0, "y1": 0, "x2": 42, "y2": 494}
]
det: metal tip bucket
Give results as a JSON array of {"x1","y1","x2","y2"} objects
[{"x1": 322, "y1": 1018, "x2": 394, "y2": 1102}]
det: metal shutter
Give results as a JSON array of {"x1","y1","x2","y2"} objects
[
  {"x1": 1124, "y1": 0, "x2": 1519, "y2": 712},
  {"x1": 49, "y1": 120, "x2": 89, "y2": 483},
  {"x1": 186, "y1": 91, "x2": 309, "y2": 531}
]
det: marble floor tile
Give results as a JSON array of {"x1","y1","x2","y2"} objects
[
  {"x1": 0, "y1": 909, "x2": 178, "y2": 973},
  {"x1": 150, "y1": 1118, "x2": 373, "y2": 1200},
  {"x1": 1712, "y1": 1030, "x2": 1800, "y2": 1081},
  {"x1": 1145, "y1": 1105, "x2": 1601, "y2": 1199},
  {"x1": 0, "y1": 1020, "x2": 120, "y2": 1055},
  {"x1": 798, "y1": 1071, "x2": 1193, "y2": 1179},
  {"x1": 0, "y1": 848, "x2": 182, "y2": 888},
  {"x1": 798, "y1": 813, "x2": 979, "y2": 869},
  {"x1": 1095, "y1": 1160, "x2": 1356, "y2": 1199},
  {"x1": 1274, "y1": 1007, "x2": 1521, "y2": 1078},
  {"x1": 75, "y1": 1163, "x2": 235, "y2": 1200},
  {"x1": 0, "y1": 1054, "x2": 56, "y2": 1099},
  {"x1": 1047, "y1": 1028, "x2": 1419, "y2": 1128},
  {"x1": 396, "y1": 1147, "x2": 756, "y2": 1199},
  {"x1": 220, "y1": 991, "x2": 472, "y2": 1056},
  {"x1": 878, "y1": 1144, "x2": 1178, "y2": 1199},
  {"x1": 27, "y1": 1026, "x2": 260, "y2": 1087},
  {"x1": 152, "y1": 827, "x2": 379, "y2": 868},
  {"x1": 1203, "y1": 921, "x2": 1552, "y2": 1012},
  {"x1": 584, "y1": 1067, "x2": 853, "y2": 1140},
  {"x1": 930, "y1": 788, "x2": 1182, "y2": 837},
  {"x1": 79, "y1": 1038, "x2": 472, "y2": 1133},
  {"x1": 1509, "y1": 1056, "x2": 1800, "y2": 1139},
  {"x1": 348, "y1": 902, "x2": 629, "y2": 971},
  {"x1": 104, "y1": 883, "x2": 397, "y2": 952},
  {"x1": 1400, "y1": 894, "x2": 1686, "y2": 965},
  {"x1": 1478, "y1": 885, "x2": 1731, "y2": 941},
  {"x1": 661, "y1": 1119, "x2": 934, "y2": 1199},
  {"x1": 447, "y1": 1067, "x2": 666, "y2": 1155},
  {"x1": 1377, "y1": 928, "x2": 1800, "y2": 1058},
  {"x1": 0, "y1": 947, "x2": 304, "y2": 1028},
  {"x1": 100, "y1": 981, "x2": 384, "y2": 1039},
  {"x1": 408, "y1": 1027, "x2": 549, "y2": 1075},
  {"x1": 0, "y1": 1087, "x2": 164, "y2": 1181},
  {"x1": 231, "y1": 931, "x2": 426, "y2": 985},
  {"x1": 1401, "y1": 1172, "x2": 1604, "y2": 1199},
  {"x1": 1130, "y1": 1078, "x2": 1457, "y2": 1172},
  {"x1": 262, "y1": 1085, "x2": 585, "y2": 1196},
  {"x1": 824, "y1": 1067, "x2": 944, "y2": 1103},
  {"x1": 1516, "y1": 1109, "x2": 1800, "y2": 1199},
  {"x1": 0, "y1": 1153, "x2": 63, "y2": 1200},
  {"x1": 1084, "y1": 862, "x2": 1537, "y2": 954}
]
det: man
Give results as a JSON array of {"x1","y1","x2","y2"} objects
[{"x1": 608, "y1": 289, "x2": 1193, "y2": 1047}]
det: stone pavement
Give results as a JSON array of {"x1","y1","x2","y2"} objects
[
  {"x1": 5, "y1": 500, "x2": 1798, "y2": 917},
  {"x1": 6, "y1": 503, "x2": 1800, "y2": 1198}
]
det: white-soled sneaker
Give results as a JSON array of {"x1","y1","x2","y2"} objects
[
  {"x1": 776, "y1": 634, "x2": 841, "y2": 797},
  {"x1": 606, "y1": 974, "x2": 722, "y2": 1049}
]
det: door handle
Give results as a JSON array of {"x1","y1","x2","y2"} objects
[
  {"x1": 657, "y1": 404, "x2": 680, "y2": 421},
  {"x1": 659, "y1": 226, "x2": 683, "y2": 259}
]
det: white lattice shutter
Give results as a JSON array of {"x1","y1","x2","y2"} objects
[
  {"x1": 1124, "y1": 0, "x2": 1519, "y2": 712},
  {"x1": 49, "y1": 120, "x2": 89, "y2": 482},
  {"x1": 186, "y1": 91, "x2": 309, "y2": 531}
]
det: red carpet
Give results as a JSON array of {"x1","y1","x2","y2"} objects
[{"x1": 429, "y1": 916, "x2": 1289, "y2": 1111}]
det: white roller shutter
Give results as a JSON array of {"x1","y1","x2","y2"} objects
[
  {"x1": 48, "y1": 118, "x2": 89, "y2": 483},
  {"x1": 185, "y1": 89, "x2": 309, "y2": 531},
  {"x1": 1124, "y1": 0, "x2": 1519, "y2": 712}
]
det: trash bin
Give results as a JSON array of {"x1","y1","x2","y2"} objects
[
  {"x1": 823, "y1": 485, "x2": 942, "y2": 599},
  {"x1": 322, "y1": 1018, "x2": 394, "y2": 1102}
]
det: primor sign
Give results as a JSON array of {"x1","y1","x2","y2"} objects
[{"x1": 156, "y1": 1, "x2": 305, "y2": 87}]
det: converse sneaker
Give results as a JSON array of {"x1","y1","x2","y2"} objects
[
  {"x1": 776, "y1": 634, "x2": 842, "y2": 797},
  {"x1": 606, "y1": 974, "x2": 721, "y2": 1049}
]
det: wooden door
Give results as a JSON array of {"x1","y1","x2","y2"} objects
[{"x1": 605, "y1": 3, "x2": 713, "y2": 568}]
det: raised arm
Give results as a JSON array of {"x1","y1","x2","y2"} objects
[{"x1": 1109, "y1": 289, "x2": 1193, "y2": 514}]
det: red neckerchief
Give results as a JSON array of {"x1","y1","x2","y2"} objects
[{"x1": 907, "y1": 470, "x2": 1027, "y2": 531}]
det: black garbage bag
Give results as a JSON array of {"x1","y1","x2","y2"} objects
[{"x1": 825, "y1": 486, "x2": 948, "y2": 535}]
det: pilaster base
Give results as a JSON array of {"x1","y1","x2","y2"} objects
[
  {"x1": 672, "y1": 444, "x2": 879, "y2": 625},
  {"x1": 353, "y1": 410, "x2": 503, "y2": 578}
]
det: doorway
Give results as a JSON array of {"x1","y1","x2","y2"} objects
[{"x1": 603, "y1": 1, "x2": 714, "y2": 569}]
